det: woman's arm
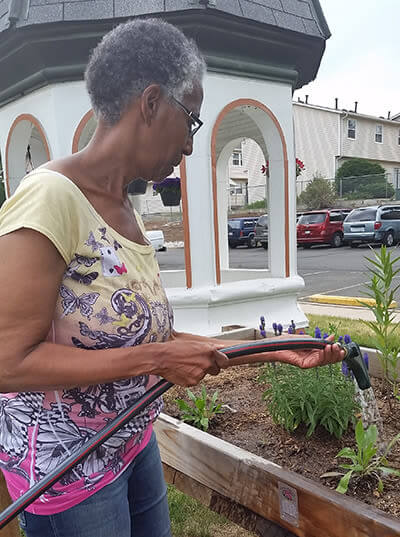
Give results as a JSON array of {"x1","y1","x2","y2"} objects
[{"x1": 0, "y1": 230, "x2": 228, "y2": 392}]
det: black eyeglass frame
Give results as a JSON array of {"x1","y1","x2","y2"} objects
[{"x1": 170, "y1": 96, "x2": 203, "y2": 138}]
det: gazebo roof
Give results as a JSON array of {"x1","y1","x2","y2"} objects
[
  {"x1": 0, "y1": 0, "x2": 330, "y2": 40},
  {"x1": 0, "y1": 0, "x2": 331, "y2": 107}
]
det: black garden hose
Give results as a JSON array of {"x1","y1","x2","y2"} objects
[{"x1": 0, "y1": 337, "x2": 369, "y2": 529}]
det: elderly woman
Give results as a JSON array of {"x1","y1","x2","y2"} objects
[{"x1": 0, "y1": 18, "x2": 344, "y2": 537}]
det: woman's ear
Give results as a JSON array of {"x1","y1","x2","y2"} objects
[{"x1": 141, "y1": 85, "x2": 163, "y2": 127}]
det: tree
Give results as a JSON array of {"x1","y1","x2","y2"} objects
[
  {"x1": 298, "y1": 174, "x2": 336, "y2": 209},
  {"x1": 335, "y1": 158, "x2": 393, "y2": 199}
]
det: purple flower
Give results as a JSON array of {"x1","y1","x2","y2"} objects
[
  {"x1": 260, "y1": 315, "x2": 265, "y2": 323},
  {"x1": 288, "y1": 326, "x2": 293, "y2": 334},
  {"x1": 299, "y1": 330, "x2": 305, "y2": 335},
  {"x1": 314, "y1": 326, "x2": 322, "y2": 339},
  {"x1": 344, "y1": 334, "x2": 351, "y2": 344},
  {"x1": 338, "y1": 336, "x2": 343, "y2": 344},
  {"x1": 323, "y1": 332, "x2": 329, "y2": 339},
  {"x1": 363, "y1": 352, "x2": 369, "y2": 370},
  {"x1": 277, "y1": 324, "x2": 283, "y2": 335},
  {"x1": 341, "y1": 361, "x2": 350, "y2": 377},
  {"x1": 153, "y1": 176, "x2": 181, "y2": 193},
  {"x1": 260, "y1": 329, "x2": 267, "y2": 338},
  {"x1": 272, "y1": 322, "x2": 278, "y2": 335},
  {"x1": 291, "y1": 320, "x2": 296, "y2": 331}
]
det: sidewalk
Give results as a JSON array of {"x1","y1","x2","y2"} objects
[{"x1": 299, "y1": 301, "x2": 400, "y2": 323}]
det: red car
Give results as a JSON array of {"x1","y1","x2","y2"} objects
[{"x1": 297, "y1": 209, "x2": 350, "y2": 249}]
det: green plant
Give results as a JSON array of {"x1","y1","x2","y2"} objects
[
  {"x1": 359, "y1": 246, "x2": 400, "y2": 402},
  {"x1": 259, "y1": 363, "x2": 357, "y2": 438},
  {"x1": 335, "y1": 158, "x2": 393, "y2": 199},
  {"x1": 244, "y1": 199, "x2": 267, "y2": 210},
  {"x1": 298, "y1": 174, "x2": 336, "y2": 209},
  {"x1": 333, "y1": 420, "x2": 400, "y2": 494},
  {"x1": 175, "y1": 385, "x2": 224, "y2": 432}
]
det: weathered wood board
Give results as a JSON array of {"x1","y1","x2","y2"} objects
[{"x1": 155, "y1": 413, "x2": 400, "y2": 537}]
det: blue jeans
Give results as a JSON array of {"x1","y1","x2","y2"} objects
[{"x1": 18, "y1": 431, "x2": 171, "y2": 537}]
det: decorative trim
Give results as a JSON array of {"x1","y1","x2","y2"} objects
[
  {"x1": 179, "y1": 158, "x2": 192, "y2": 289},
  {"x1": 211, "y1": 99, "x2": 290, "y2": 283},
  {"x1": 5, "y1": 113, "x2": 51, "y2": 196},
  {"x1": 72, "y1": 109, "x2": 94, "y2": 154}
]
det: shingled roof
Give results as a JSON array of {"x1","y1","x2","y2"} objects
[{"x1": 0, "y1": 0, "x2": 330, "y2": 39}]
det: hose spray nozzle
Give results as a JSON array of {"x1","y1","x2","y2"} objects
[{"x1": 341, "y1": 341, "x2": 371, "y2": 390}]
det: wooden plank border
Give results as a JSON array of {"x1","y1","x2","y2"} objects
[{"x1": 155, "y1": 414, "x2": 400, "y2": 537}]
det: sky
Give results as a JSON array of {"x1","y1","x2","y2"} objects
[{"x1": 293, "y1": 0, "x2": 400, "y2": 118}]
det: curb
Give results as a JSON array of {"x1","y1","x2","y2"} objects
[{"x1": 306, "y1": 294, "x2": 398, "y2": 308}]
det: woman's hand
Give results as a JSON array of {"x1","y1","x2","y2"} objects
[
  {"x1": 277, "y1": 335, "x2": 345, "y2": 368},
  {"x1": 156, "y1": 339, "x2": 229, "y2": 387}
]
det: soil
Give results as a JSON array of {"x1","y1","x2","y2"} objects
[
  {"x1": 162, "y1": 365, "x2": 400, "y2": 520},
  {"x1": 142, "y1": 211, "x2": 264, "y2": 243}
]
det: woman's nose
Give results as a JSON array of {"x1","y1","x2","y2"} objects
[{"x1": 183, "y1": 136, "x2": 194, "y2": 156}]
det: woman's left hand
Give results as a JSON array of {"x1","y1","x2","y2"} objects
[{"x1": 278, "y1": 335, "x2": 345, "y2": 368}]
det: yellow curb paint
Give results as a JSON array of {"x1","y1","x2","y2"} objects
[{"x1": 307, "y1": 294, "x2": 397, "y2": 308}]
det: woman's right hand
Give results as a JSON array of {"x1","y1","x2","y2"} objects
[{"x1": 154, "y1": 339, "x2": 229, "y2": 387}]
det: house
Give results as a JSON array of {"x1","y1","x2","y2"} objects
[{"x1": 293, "y1": 101, "x2": 400, "y2": 191}]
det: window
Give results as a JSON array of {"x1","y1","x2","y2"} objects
[
  {"x1": 298, "y1": 213, "x2": 326, "y2": 225},
  {"x1": 394, "y1": 168, "x2": 400, "y2": 188},
  {"x1": 329, "y1": 212, "x2": 342, "y2": 223},
  {"x1": 375, "y1": 125, "x2": 383, "y2": 143},
  {"x1": 347, "y1": 119, "x2": 356, "y2": 139},
  {"x1": 232, "y1": 150, "x2": 243, "y2": 166},
  {"x1": 346, "y1": 208, "x2": 377, "y2": 222}
]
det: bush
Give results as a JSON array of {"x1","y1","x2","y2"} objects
[
  {"x1": 335, "y1": 159, "x2": 393, "y2": 199},
  {"x1": 244, "y1": 199, "x2": 267, "y2": 210},
  {"x1": 258, "y1": 363, "x2": 358, "y2": 438},
  {"x1": 298, "y1": 174, "x2": 336, "y2": 209}
]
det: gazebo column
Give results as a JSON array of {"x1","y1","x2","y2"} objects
[{"x1": 184, "y1": 147, "x2": 217, "y2": 289}]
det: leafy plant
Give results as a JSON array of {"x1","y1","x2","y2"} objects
[
  {"x1": 175, "y1": 385, "x2": 224, "y2": 432},
  {"x1": 333, "y1": 420, "x2": 400, "y2": 494},
  {"x1": 259, "y1": 363, "x2": 358, "y2": 438},
  {"x1": 335, "y1": 158, "x2": 393, "y2": 199},
  {"x1": 359, "y1": 246, "x2": 400, "y2": 402},
  {"x1": 298, "y1": 173, "x2": 336, "y2": 209}
]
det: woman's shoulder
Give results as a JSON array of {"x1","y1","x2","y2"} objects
[{"x1": 17, "y1": 168, "x2": 83, "y2": 199}]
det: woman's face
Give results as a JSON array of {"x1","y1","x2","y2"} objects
[{"x1": 134, "y1": 84, "x2": 204, "y2": 183}]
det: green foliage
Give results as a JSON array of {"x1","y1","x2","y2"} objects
[
  {"x1": 244, "y1": 199, "x2": 267, "y2": 210},
  {"x1": 298, "y1": 174, "x2": 336, "y2": 209},
  {"x1": 333, "y1": 420, "x2": 400, "y2": 494},
  {"x1": 168, "y1": 485, "x2": 229, "y2": 537},
  {"x1": 359, "y1": 246, "x2": 400, "y2": 401},
  {"x1": 175, "y1": 385, "x2": 224, "y2": 432},
  {"x1": 335, "y1": 159, "x2": 393, "y2": 199},
  {"x1": 306, "y1": 314, "x2": 400, "y2": 350},
  {"x1": 258, "y1": 363, "x2": 357, "y2": 439}
]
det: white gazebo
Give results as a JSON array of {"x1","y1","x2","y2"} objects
[{"x1": 0, "y1": 0, "x2": 331, "y2": 335}]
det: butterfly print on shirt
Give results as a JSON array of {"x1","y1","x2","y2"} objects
[{"x1": 60, "y1": 285, "x2": 99, "y2": 319}]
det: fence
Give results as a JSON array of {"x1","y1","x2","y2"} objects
[{"x1": 297, "y1": 173, "x2": 396, "y2": 199}]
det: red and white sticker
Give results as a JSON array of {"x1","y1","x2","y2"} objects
[{"x1": 278, "y1": 482, "x2": 299, "y2": 527}]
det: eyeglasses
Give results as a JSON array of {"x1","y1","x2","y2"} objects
[{"x1": 170, "y1": 96, "x2": 203, "y2": 138}]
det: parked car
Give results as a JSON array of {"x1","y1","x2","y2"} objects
[
  {"x1": 297, "y1": 209, "x2": 349, "y2": 248},
  {"x1": 228, "y1": 217, "x2": 259, "y2": 248},
  {"x1": 343, "y1": 205, "x2": 400, "y2": 248},
  {"x1": 254, "y1": 214, "x2": 268, "y2": 249},
  {"x1": 145, "y1": 230, "x2": 167, "y2": 251}
]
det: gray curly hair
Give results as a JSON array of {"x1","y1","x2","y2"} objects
[{"x1": 85, "y1": 18, "x2": 206, "y2": 125}]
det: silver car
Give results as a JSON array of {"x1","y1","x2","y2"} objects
[{"x1": 343, "y1": 205, "x2": 400, "y2": 248}]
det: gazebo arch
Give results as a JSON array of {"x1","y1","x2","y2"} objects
[
  {"x1": 5, "y1": 114, "x2": 51, "y2": 196},
  {"x1": 72, "y1": 110, "x2": 96, "y2": 153},
  {"x1": 211, "y1": 99, "x2": 289, "y2": 283}
]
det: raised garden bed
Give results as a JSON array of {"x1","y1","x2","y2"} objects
[{"x1": 161, "y1": 329, "x2": 400, "y2": 536}]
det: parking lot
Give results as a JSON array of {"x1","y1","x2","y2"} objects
[{"x1": 156, "y1": 243, "x2": 400, "y2": 303}]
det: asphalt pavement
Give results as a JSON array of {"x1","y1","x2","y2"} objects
[{"x1": 156, "y1": 243, "x2": 400, "y2": 304}]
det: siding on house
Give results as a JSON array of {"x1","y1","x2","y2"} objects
[
  {"x1": 341, "y1": 114, "x2": 400, "y2": 164},
  {"x1": 293, "y1": 103, "x2": 339, "y2": 181}
]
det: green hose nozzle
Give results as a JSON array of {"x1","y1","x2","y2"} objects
[{"x1": 342, "y1": 341, "x2": 371, "y2": 390}]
